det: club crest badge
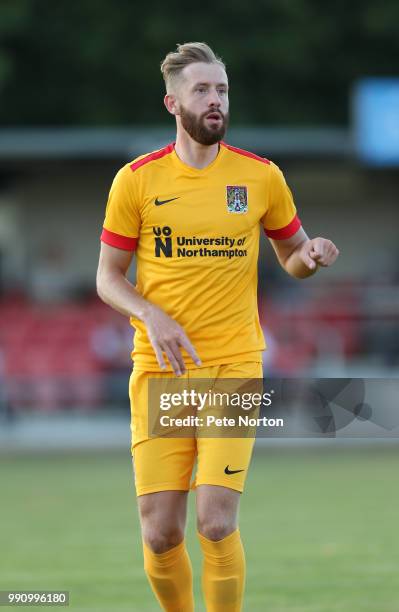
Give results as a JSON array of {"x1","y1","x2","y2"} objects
[{"x1": 226, "y1": 186, "x2": 248, "y2": 214}]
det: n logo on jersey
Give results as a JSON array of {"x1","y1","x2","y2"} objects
[
  {"x1": 153, "y1": 226, "x2": 172, "y2": 257},
  {"x1": 226, "y1": 186, "x2": 248, "y2": 214}
]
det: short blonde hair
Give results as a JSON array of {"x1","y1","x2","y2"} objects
[{"x1": 161, "y1": 42, "x2": 226, "y2": 93}]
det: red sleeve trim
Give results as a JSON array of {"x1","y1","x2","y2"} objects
[
  {"x1": 130, "y1": 143, "x2": 175, "y2": 172},
  {"x1": 221, "y1": 142, "x2": 270, "y2": 164},
  {"x1": 264, "y1": 214, "x2": 301, "y2": 239},
  {"x1": 100, "y1": 227, "x2": 138, "y2": 251}
]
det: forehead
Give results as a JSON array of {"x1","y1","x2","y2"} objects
[{"x1": 181, "y1": 62, "x2": 228, "y2": 87}]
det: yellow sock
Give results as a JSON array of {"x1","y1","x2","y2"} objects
[
  {"x1": 142, "y1": 539, "x2": 194, "y2": 612},
  {"x1": 198, "y1": 528, "x2": 246, "y2": 612}
]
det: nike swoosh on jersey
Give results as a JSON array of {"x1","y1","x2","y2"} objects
[
  {"x1": 224, "y1": 465, "x2": 245, "y2": 475},
  {"x1": 155, "y1": 197, "x2": 180, "y2": 206}
]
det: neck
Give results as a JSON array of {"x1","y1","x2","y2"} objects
[{"x1": 174, "y1": 129, "x2": 220, "y2": 170}]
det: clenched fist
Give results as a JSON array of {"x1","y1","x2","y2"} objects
[{"x1": 298, "y1": 237, "x2": 339, "y2": 270}]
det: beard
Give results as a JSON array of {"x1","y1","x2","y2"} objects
[{"x1": 179, "y1": 104, "x2": 229, "y2": 145}]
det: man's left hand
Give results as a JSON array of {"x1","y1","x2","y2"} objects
[{"x1": 298, "y1": 237, "x2": 339, "y2": 270}]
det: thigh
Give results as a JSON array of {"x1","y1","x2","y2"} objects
[
  {"x1": 130, "y1": 367, "x2": 196, "y2": 496},
  {"x1": 133, "y1": 436, "x2": 196, "y2": 496},
  {"x1": 194, "y1": 436, "x2": 256, "y2": 493},
  {"x1": 191, "y1": 361, "x2": 262, "y2": 493}
]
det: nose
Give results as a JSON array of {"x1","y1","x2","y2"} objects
[{"x1": 207, "y1": 88, "x2": 221, "y2": 107}]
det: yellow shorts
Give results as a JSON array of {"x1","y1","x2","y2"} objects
[{"x1": 129, "y1": 361, "x2": 263, "y2": 496}]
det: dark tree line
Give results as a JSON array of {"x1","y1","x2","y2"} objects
[{"x1": 0, "y1": 0, "x2": 398, "y2": 126}]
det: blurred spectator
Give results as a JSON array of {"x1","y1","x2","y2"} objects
[
  {"x1": 0, "y1": 346, "x2": 15, "y2": 423},
  {"x1": 30, "y1": 244, "x2": 74, "y2": 302},
  {"x1": 90, "y1": 314, "x2": 133, "y2": 405}
]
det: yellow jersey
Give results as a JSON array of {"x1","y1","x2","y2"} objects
[{"x1": 101, "y1": 141, "x2": 301, "y2": 371}]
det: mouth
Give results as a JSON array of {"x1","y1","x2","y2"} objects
[{"x1": 206, "y1": 112, "x2": 222, "y2": 121}]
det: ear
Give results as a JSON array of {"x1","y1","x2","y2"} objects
[{"x1": 164, "y1": 94, "x2": 180, "y2": 116}]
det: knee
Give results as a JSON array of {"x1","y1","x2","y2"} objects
[
  {"x1": 144, "y1": 527, "x2": 184, "y2": 554},
  {"x1": 197, "y1": 520, "x2": 236, "y2": 542}
]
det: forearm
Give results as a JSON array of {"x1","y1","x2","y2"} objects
[
  {"x1": 96, "y1": 266, "x2": 201, "y2": 374},
  {"x1": 96, "y1": 270, "x2": 151, "y2": 321}
]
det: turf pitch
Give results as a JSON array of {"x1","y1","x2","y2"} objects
[{"x1": 1, "y1": 445, "x2": 398, "y2": 611}]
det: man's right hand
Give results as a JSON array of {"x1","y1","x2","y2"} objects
[
  {"x1": 96, "y1": 243, "x2": 200, "y2": 376},
  {"x1": 143, "y1": 304, "x2": 201, "y2": 376}
]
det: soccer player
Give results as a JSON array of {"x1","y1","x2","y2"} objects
[{"x1": 96, "y1": 42, "x2": 339, "y2": 611}]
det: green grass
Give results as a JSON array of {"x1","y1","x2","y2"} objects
[{"x1": 1, "y1": 446, "x2": 398, "y2": 611}]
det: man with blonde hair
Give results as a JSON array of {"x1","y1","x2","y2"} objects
[{"x1": 97, "y1": 41, "x2": 339, "y2": 611}]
